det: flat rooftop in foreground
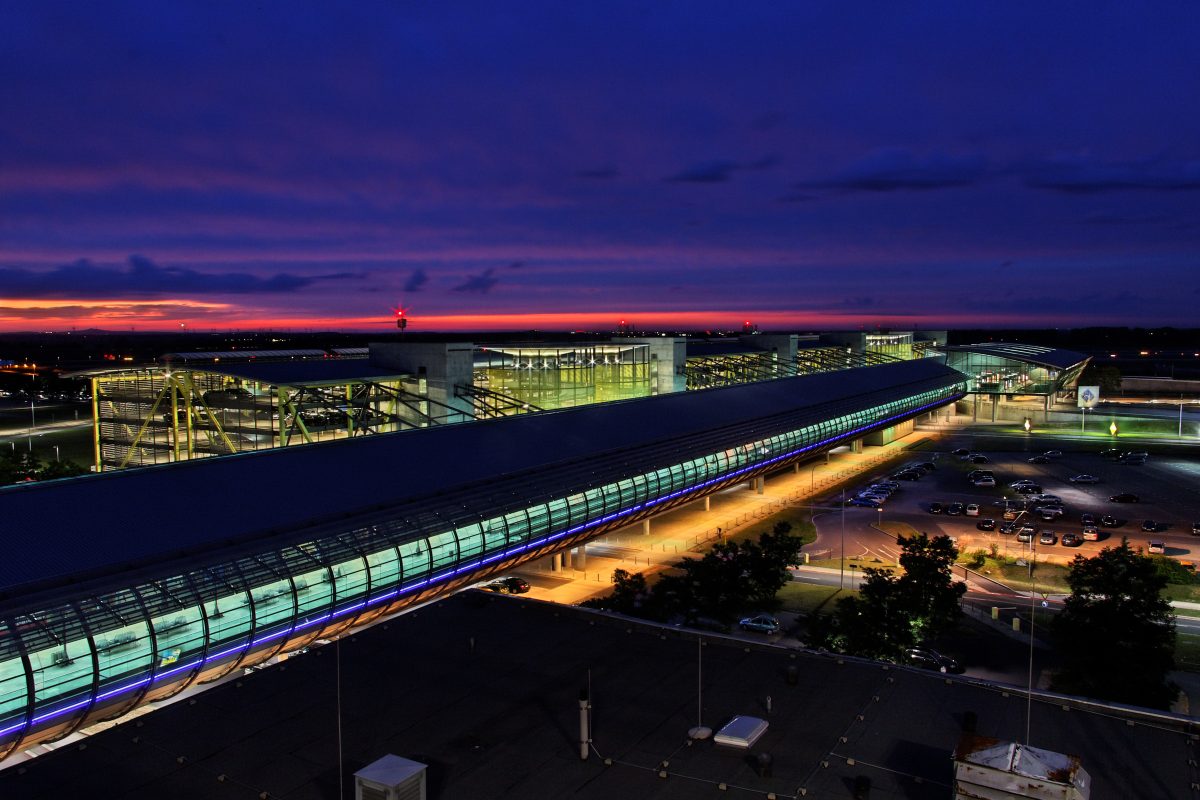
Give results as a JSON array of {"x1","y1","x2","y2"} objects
[{"x1": 2, "y1": 594, "x2": 1192, "y2": 799}]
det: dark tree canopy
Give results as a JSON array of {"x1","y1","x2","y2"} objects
[
  {"x1": 584, "y1": 522, "x2": 804, "y2": 624},
  {"x1": 818, "y1": 532, "x2": 966, "y2": 661},
  {"x1": 1052, "y1": 539, "x2": 1176, "y2": 709}
]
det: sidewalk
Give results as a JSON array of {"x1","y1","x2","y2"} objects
[{"x1": 517, "y1": 431, "x2": 940, "y2": 606}]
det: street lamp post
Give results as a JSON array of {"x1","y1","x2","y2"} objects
[{"x1": 839, "y1": 489, "x2": 846, "y2": 590}]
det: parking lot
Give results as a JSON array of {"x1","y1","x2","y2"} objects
[{"x1": 854, "y1": 432, "x2": 1200, "y2": 563}]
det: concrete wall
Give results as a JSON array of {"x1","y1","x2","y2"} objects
[
  {"x1": 865, "y1": 417, "x2": 914, "y2": 446},
  {"x1": 369, "y1": 342, "x2": 476, "y2": 417},
  {"x1": 625, "y1": 337, "x2": 687, "y2": 394}
]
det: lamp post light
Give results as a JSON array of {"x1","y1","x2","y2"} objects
[
  {"x1": 1023, "y1": 417, "x2": 1031, "y2": 434},
  {"x1": 1110, "y1": 420, "x2": 1118, "y2": 437}
]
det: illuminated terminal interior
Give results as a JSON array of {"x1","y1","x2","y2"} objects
[
  {"x1": 78, "y1": 332, "x2": 948, "y2": 473},
  {"x1": 0, "y1": 358, "x2": 967, "y2": 760},
  {"x1": 933, "y1": 342, "x2": 1091, "y2": 422}
]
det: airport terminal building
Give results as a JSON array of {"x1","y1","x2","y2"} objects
[{"x1": 0, "y1": 340, "x2": 967, "y2": 762}]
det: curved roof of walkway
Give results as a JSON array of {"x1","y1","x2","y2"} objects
[
  {"x1": 0, "y1": 359, "x2": 964, "y2": 604},
  {"x1": 938, "y1": 342, "x2": 1089, "y2": 371}
]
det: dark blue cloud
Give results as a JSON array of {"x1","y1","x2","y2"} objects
[
  {"x1": 403, "y1": 268, "x2": 429, "y2": 293},
  {"x1": 452, "y1": 268, "x2": 499, "y2": 294},
  {"x1": 0, "y1": 256, "x2": 354, "y2": 297},
  {"x1": 801, "y1": 149, "x2": 988, "y2": 192},
  {"x1": 1025, "y1": 156, "x2": 1200, "y2": 193}
]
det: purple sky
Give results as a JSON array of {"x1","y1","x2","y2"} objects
[{"x1": 2, "y1": 2, "x2": 1199, "y2": 331}]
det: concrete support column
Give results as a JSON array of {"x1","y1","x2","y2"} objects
[
  {"x1": 757, "y1": 476, "x2": 765, "y2": 495},
  {"x1": 575, "y1": 545, "x2": 587, "y2": 570},
  {"x1": 991, "y1": 396, "x2": 998, "y2": 422},
  {"x1": 704, "y1": 495, "x2": 711, "y2": 512},
  {"x1": 825, "y1": 451, "x2": 831, "y2": 464},
  {"x1": 851, "y1": 439, "x2": 863, "y2": 454},
  {"x1": 552, "y1": 552, "x2": 563, "y2": 572},
  {"x1": 1044, "y1": 394, "x2": 1051, "y2": 423},
  {"x1": 794, "y1": 462, "x2": 801, "y2": 474},
  {"x1": 642, "y1": 518, "x2": 651, "y2": 536},
  {"x1": 563, "y1": 549, "x2": 573, "y2": 570}
]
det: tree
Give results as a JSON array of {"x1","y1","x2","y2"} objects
[
  {"x1": 817, "y1": 533, "x2": 966, "y2": 661},
  {"x1": 1052, "y1": 539, "x2": 1176, "y2": 709},
  {"x1": 585, "y1": 523, "x2": 805, "y2": 623}
]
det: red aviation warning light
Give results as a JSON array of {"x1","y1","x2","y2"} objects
[{"x1": 391, "y1": 303, "x2": 409, "y2": 330}]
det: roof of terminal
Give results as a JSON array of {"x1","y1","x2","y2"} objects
[
  {"x1": 169, "y1": 358, "x2": 408, "y2": 386},
  {"x1": 938, "y1": 342, "x2": 1089, "y2": 371},
  {"x1": 0, "y1": 359, "x2": 964, "y2": 601}
]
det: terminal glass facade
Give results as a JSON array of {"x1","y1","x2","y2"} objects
[
  {"x1": 0, "y1": 380, "x2": 963, "y2": 759},
  {"x1": 472, "y1": 344, "x2": 653, "y2": 410}
]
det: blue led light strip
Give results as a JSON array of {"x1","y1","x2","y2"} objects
[{"x1": 0, "y1": 389, "x2": 961, "y2": 739}]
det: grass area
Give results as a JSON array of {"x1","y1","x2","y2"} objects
[
  {"x1": 1164, "y1": 584, "x2": 1200, "y2": 605},
  {"x1": 776, "y1": 582, "x2": 855, "y2": 616},
  {"x1": 725, "y1": 508, "x2": 817, "y2": 548},
  {"x1": 1175, "y1": 633, "x2": 1200, "y2": 672},
  {"x1": 877, "y1": 520, "x2": 920, "y2": 538},
  {"x1": 959, "y1": 555, "x2": 1071, "y2": 594}
]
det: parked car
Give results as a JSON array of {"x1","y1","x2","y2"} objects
[
  {"x1": 1100, "y1": 514, "x2": 1118, "y2": 527},
  {"x1": 967, "y1": 469, "x2": 992, "y2": 480},
  {"x1": 976, "y1": 518, "x2": 996, "y2": 531},
  {"x1": 1032, "y1": 494, "x2": 1062, "y2": 504},
  {"x1": 1099, "y1": 448, "x2": 1122, "y2": 458},
  {"x1": 848, "y1": 497, "x2": 883, "y2": 508},
  {"x1": 1061, "y1": 532, "x2": 1083, "y2": 547},
  {"x1": 1015, "y1": 484, "x2": 1043, "y2": 495},
  {"x1": 1081, "y1": 513, "x2": 1096, "y2": 526},
  {"x1": 1000, "y1": 522, "x2": 1017, "y2": 534},
  {"x1": 928, "y1": 502, "x2": 945, "y2": 514},
  {"x1": 904, "y1": 646, "x2": 963, "y2": 674},
  {"x1": 1010, "y1": 479, "x2": 1037, "y2": 489},
  {"x1": 1039, "y1": 531, "x2": 1058, "y2": 546},
  {"x1": 739, "y1": 614, "x2": 781, "y2": 634},
  {"x1": 1121, "y1": 454, "x2": 1147, "y2": 465},
  {"x1": 1038, "y1": 507, "x2": 1064, "y2": 521},
  {"x1": 947, "y1": 502, "x2": 965, "y2": 516},
  {"x1": 965, "y1": 503, "x2": 980, "y2": 517},
  {"x1": 917, "y1": 462, "x2": 937, "y2": 472},
  {"x1": 1082, "y1": 526, "x2": 1101, "y2": 541},
  {"x1": 484, "y1": 577, "x2": 531, "y2": 594},
  {"x1": 952, "y1": 448, "x2": 970, "y2": 456},
  {"x1": 1147, "y1": 541, "x2": 1166, "y2": 555},
  {"x1": 1027, "y1": 455, "x2": 1050, "y2": 464},
  {"x1": 973, "y1": 476, "x2": 997, "y2": 488},
  {"x1": 1044, "y1": 450, "x2": 1063, "y2": 458},
  {"x1": 1109, "y1": 493, "x2": 1140, "y2": 503},
  {"x1": 1017, "y1": 529, "x2": 1034, "y2": 543},
  {"x1": 971, "y1": 455, "x2": 990, "y2": 464},
  {"x1": 1193, "y1": 522, "x2": 1200, "y2": 536},
  {"x1": 892, "y1": 470, "x2": 922, "y2": 481},
  {"x1": 1141, "y1": 519, "x2": 1158, "y2": 532},
  {"x1": 1003, "y1": 509, "x2": 1018, "y2": 521},
  {"x1": 1070, "y1": 474, "x2": 1100, "y2": 484}
]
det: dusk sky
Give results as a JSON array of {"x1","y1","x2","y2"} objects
[{"x1": 2, "y1": 3, "x2": 1199, "y2": 332}]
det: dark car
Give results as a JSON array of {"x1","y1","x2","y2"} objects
[
  {"x1": 1044, "y1": 450, "x2": 1063, "y2": 458},
  {"x1": 917, "y1": 462, "x2": 937, "y2": 472},
  {"x1": 1100, "y1": 514, "x2": 1118, "y2": 527},
  {"x1": 848, "y1": 497, "x2": 883, "y2": 508},
  {"x1": 905, "y1": 647, "x2": 963, "y2": 674},
  {"x1": 1099, "y1": 448, "x2": 1122, "y2": 458},
  {"x1": 1027, "y1": 455, "x2": 1050, "y2": 464},
  {"x1": 1193, "y1": 522, "x2": 1200, "y2": 537},
  {"x1": 1081, "y1": 513, "x2": 1096, "y2": 526},
  {"x1": 1142, "y1": 519, "x2": 1158, "y2": 532},
  {"x1": 892, "y1": 470, "x2": 922, "y2": 481},
  {"x1": 1061, "y1": 532, "x2": 1083, "y2": 547},
  {"x1": 976, "y1": 518, "x2": 996, "y2": 531},
  {"x1": 1015, "y1": 484, "x2": 1043, "y2": 495},
  {"x1": 484, "y1": 576, "x2": 531, "y2": 594},
  {"x1": 1109, "y1": 493, "x2": 1140, "y2": 503},
  {"x1": 928, "y1": 502, "x2": 945, "y2": 514},
  {"x1": 947, "y1": 502, "x2": 965, "y2": 516},
  {"x1": 971, "y1": 455, "x2": 990, "y2": 464},
  {"x1": 952, "y1": 448, "x2": 970, "y2": 456}
]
